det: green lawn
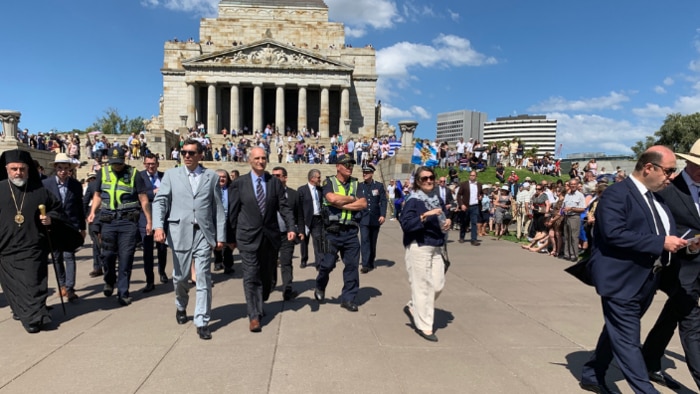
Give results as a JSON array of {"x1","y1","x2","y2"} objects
[{"x1": 434, "y1": 166, "x2": 565, "y2": 186}]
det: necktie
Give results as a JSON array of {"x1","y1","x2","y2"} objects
[
  {"x1": 645, "y1": 191, "x2": 668, "y2": 270},
  {"x1": 189, "y1": 171, "x2": 198, "y2": 194},
  {"x1": 58, "y1": 183, "x2": 66, "y2": 204},
  {"x1": 149, "y1": 175, "x2": 155, "y2": 187},
  {"x1": 313, "y1": 187, "x2": 320, "y2": 214},
  {"x1": 256, "y1": 177, "x2": 266, "y2": 216}
]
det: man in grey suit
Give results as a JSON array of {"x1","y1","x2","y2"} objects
[
  {"x1": 152, "y1": 139, "x2": 225, "y2": 340},
  {"x1": 229, "y1": 147, "x2": 295, "y2": 333}
]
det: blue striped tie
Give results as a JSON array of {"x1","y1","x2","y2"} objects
[{"x1": 256, "y1": 177, "x2": 266, "y2": 216}]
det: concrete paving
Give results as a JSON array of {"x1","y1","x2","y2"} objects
[{"x1": 0, "y1": 221, "x2": 697, "y2": 394}]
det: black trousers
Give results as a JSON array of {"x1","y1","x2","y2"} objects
[{"x1": 300, "y1": 216, "x2": 323, "y2": 266}]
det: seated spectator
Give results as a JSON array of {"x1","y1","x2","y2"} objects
[{"x1": 495, "y1": 162, "x2": 505, "y2": 183}]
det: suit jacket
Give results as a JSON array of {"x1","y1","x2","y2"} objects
[
  {"x1": 228, "y1": 171, "x2": 294, "y2": 252},
  {"x1": 298, "y1": 183, "x2": 323, "y2": 227},
  {"x1": 43, "y1": 176, "x2": 85, "y2": 231},
  {"x1": 657, "y1": 174, "x2": 700, "y2": 294},
  {"x1": 83, "y1": 180, "x2": 101, "y2": 232},
  {"x1": 436, "y1": 185, "x2": 455, "y2": 207},
  {"x1": 357, "y1": 180, "x2": 388, "y2": 226},
  {"x1": 151, "y1": 165, "x2": 225, "y2": 251},
  {"x1": 456, "y1": 181, "x2": 483, "y2": 209},
  {"x1": 283, "y1": 187, "x2": 305, "y2": 235},
  {"x1": 138, "y1": 170, "x2": 164, "y2": 230},
  {"x1": 589, "y1": 176, "x2": 676, "y2": 300}
]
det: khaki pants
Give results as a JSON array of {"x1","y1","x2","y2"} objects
[{"x1": 405, "y1": 242, "x2": 445, "y2": 332}]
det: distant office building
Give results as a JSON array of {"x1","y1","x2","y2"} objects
[
  {"x1": 436, "y1": 110, "x2": 487, "y2": 145},
  {"x1": 483, "y1": 115, "x2": 557, "y2": 157}
]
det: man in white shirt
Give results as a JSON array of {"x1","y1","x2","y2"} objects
[{"x1": 455, "y1": 138, "x2": 466, "y2": 160}]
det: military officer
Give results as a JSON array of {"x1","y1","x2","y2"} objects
[{"x1": 358, "y1": 163, "x2": 387, "y2": 273}]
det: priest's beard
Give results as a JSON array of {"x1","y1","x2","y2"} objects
[{"x1": 9, "y1": 177, "x2": 27, "y2": 187}]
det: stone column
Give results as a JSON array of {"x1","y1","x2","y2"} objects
[
  {"x1": 207, "y1": 83, "x2": 217, "y2": 134},
  {"x1": 253, "y1": 84, "x2": 263, "y2": 133},
  {"x1": 398, "y1": 120, "x2": 418, "y2": 150},
  {"x1": 0, "y1": 110, "x2": 21, "y2": 139},
  {"x1": 275, "y1": 85, "x2": 285, "y2": 134},
  {"x1": 230, "y1": 84, "x2": 240, "y2": 133},
  {"x1": 339, "y1": 87, "x2": 350, "y2": 135},
  {"x1": 319, "y1": 86, "x2": 329, "y2": 138},
  {"x1": 297, "y1": 86, "x2": 307, "y2": 133},
  {"x1": 187, "y1": 84, "x2": 196, "y2": 129}
]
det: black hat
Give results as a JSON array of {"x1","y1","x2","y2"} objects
[
  {"x1": 361, "y1": 163, "x2": 375, "y2": 173},
  {"x1": 336, "y1": 155, "x2": 356, "y2": 166},
  {"x1": 0, "y1": 149, "x2": 42, "y2": 187},
  {"x1": 108, "y1": 147, "x2": 125, "y2": 164}
]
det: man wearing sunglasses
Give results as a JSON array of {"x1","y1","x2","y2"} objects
[
  {"x1": 314, "y1": 155, "x2": 367, "y2": 312},
  {"x1": 152, "y1": 139, "x2": 226, "y2": 340}
]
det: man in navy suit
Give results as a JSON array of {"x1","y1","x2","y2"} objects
[
  {"x1": 297, "y1": 169, "x2": 323, "y2": 269},
  {"x1": 43, "y1": 153, "x2": 85, "y2": 301},
  {"x1": 228, "y1": 147, "x2": 295, "y2": 333},
  {"x1": 358, "y1": 163, "x2": 387, "y2": 273},
  {"x1": 642, "y1": 139, "x2": 700, "y2": 391},
  {"x1": 580, "y1": 146, "x2": 687, "y2": 394},
  {"x1": 139, "y1": 154, "x2": 168, "y2": 292}
]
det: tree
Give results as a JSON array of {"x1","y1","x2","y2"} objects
[
  {"x1": 89, "y1": 108, "x2": 146, "y2": 135},
  {"x1": 632, "y1": 112, "x2": 700, "y2": 158}
]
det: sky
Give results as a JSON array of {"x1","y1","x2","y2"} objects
[{"x1": 2, "y1": 0, "x2": 700, "y2": 157}]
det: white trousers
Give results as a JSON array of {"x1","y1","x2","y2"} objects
[{"x1": 405, "y1": 242, "x2": 445, "y2": 332}]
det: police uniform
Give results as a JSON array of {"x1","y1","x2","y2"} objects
[
  {"x1": 357, "y1": 165, "x2": 387, "y2": 272},
  {"x1": 315, "y1": 159, "x2": 367, "y2": 311},
  {"x1": 93, "y1": 148, "x2": 149, "y2": 304}
]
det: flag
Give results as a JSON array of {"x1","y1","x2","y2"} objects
[
  {"x1": 389, "y1": 140, "x2": 402, "y2": 150},
  {"x1": 411, "y1": 141, "x2": 439, "y2": 167}
]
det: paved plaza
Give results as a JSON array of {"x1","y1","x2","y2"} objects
[{"x1": 0, "y1": 221, "x2": 696, "y2": 393}]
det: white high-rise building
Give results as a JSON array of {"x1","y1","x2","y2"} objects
[
  {"x1": 483, "y1": 115, "x2": 557, "y2": 157},
  {"x1": 436, "y1": 110, "x2": 487, "y2": 145}
]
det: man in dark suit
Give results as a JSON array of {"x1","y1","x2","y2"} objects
[
  {"x1": 139, "y1": 154, "x2": 168, "y2": 292},
  {"x1": 358, "y1": 163, "x2": 387, "y2": 274},
  {"x1": 642, "y1": 140, "x2": 700, "y2": 391},
  {"x1": 271, "y1": 166, "x2": 305, "y2": 301},
  {"x1": 43, "y1": 153, "x2": 85, "y2": 301},
  {"x1": 214, "y1": 169, "x2": 235, "y2": 275},
  {"x1": 83, "y1": 172, "x2": 103, "y2": 278},
  {"x1": 580, "y1": 146, "x2": 687, "y2": 394},
  {"x1": 229, "y1": 147, "x2": 295, "y2": 333},
  {"x1": 456, "y1": 170, "x2": 482, "y2": 245},
  {"x1": 297, "y1": 169, "x2": 323, "y2": 269}
]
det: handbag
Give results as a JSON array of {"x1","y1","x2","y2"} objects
[{"x1": 503, "y1": 211, "x2": 513, "y2": 222}]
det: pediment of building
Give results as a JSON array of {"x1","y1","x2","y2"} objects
[{"x1": 182, "y1": 39, "x2": 353, "y2": 72}]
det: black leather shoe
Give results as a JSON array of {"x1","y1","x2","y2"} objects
[
  {"x1": 403, "y1": 305, "x2": 415, "y2": 328},
  {"x1": 12, "y1": 312, "x2": 20, "y2": 321},
  {"x1": 300, "y1": 261, "x2": 307, "y2": 269},
  {"x1": 197, "y1": 326, "x2": 212, "y2": 340},
  {"x1": 176, "y1": 309, "x2": 188, "y2": 325},
  {"x1": 103, "y1": 283, "x2": 114, "y2": 297},
  {"x1": 160, "y1": 273, "x2": 169, "y2": 284},
  {"x1": 142, "y1": 283, "x2": 155, "y2": 293},
  {"x1": 340, "y1": 301, "x2": 359, "y2": 312},
  {"x1": 648, "y1": 370, "x2": 681, "y2": 390},
  {"x1": 415, "y1": 329, "x2": 438, "y2": 342},
  {"x1": 24, "y1": 323, "x2": 41, "y2": 334},
  {"x1": 283, "y1": 289, "x2": 298, "y2": 301},
  {"x1": 214, "y1": 263, "x2": 224, "y2": 271},
  {"x1": 579, "y1": 382, "x2": 619, "y2": 394},
  {"x1": 360, "y1": 267, "x2": 373, "y2": 274},
  {"x1": 223, "y1": 267, "x2": 235, "y2": 275},
  {"x1": 470, "y1": 240, "x2": 481, "y2": 246},
  {"x1": 117, "y1": 296, "x2": 132, "y2": 306},
  {"x1": 314, "y1": 288, "x2": 325, "y2": 303},
  {"x1": 458, "y1": 239, "x2": 465, "y2": 243}
]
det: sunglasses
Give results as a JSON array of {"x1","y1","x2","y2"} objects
[
  {"x1": 181, "y1": 150, "x2": 198, "y2": 157},
  {"x1": 341, "y1": 163, "x2": 354, "y2": 169},
  {"x1": 650, "y1": 162, "x2": 677, "y2": 178},
  {"x1": 419, "y1": 175, "x2": 435, "y2": 182},
  {"x1": 272, "y1": 173, "x2": 284, "y2": 178}
]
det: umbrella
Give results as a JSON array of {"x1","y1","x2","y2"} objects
[{"x1": 88, "y1": 130, "x2": 102, "y2": 136}]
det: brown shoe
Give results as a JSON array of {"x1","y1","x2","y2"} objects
[
  {"x1": 60, "y1": 286, "x2": 68, "y2": 298},
  {"x1": 249, "y1": 318, "x2": 261, "y2": 333},
  {"x1": 66, "y1": 289, "x2": 78, "y2": 301}
]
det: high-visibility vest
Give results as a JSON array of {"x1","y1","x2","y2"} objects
[
  {"x1": 324, "y1": 175, "x2": 358, "y2": 225},
  {"x1": 100, "y1": 166, "x2": 139, "y2": 211}
]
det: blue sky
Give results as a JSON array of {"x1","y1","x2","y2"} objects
[{"x1": 2, "y1": 0, "x2": 700, "y2": 156}]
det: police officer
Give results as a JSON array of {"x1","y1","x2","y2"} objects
[
  {"x1": 314, "y1": 155, "x2": 367, "y2": 312},
  {"x1": 87, "y1": 147, "x2": 152, "y2": 306},
  {"x1": 358, "y1": 163, "x2": 387, "y2": 274}
]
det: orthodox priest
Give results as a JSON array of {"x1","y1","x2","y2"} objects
[{"x1": 0, "y1": 150, "x2": 64, "y2": 333}]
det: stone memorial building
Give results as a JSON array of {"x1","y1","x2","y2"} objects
[{"x1": 160, "y1": 0, "x2": 378, "y2": 138}]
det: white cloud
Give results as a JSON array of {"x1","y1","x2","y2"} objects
[
  {"x1": 653, "y1": 86, "x2": 667, "y2": 94},
  {"x1": 632, "y1": 103, "x2": 674, "y2": 118},
  {"x1": 528, "y1": 91, "x2": 630, "y2": 112},
  {"x1": 326, "y1": 0, "x2": 400, "y2": 34},
  {"x1": 447, "y1": 9, "x2": 460, "y2": 22},
  {"x1": 382, "y1": 103, "x2": 413, "y2": 119},
  {"x1": 376, "y1": 34, "x2": 497, "y2": 80},
  {"x1": 140, "y1": 0, "x2": 218, "y2": 15},
  {"x1": 411, "y1": 106, "x2": 431, "y2": 119},
  {"x1": 664, "y1": 77, "x2": 674, "y2": 86},
  {"x1": 344, "y1": 27, "x2": 366, "y2": 38},
  {"x1": 551, "y1": 112, "x2": 656, "y2": 155}
]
